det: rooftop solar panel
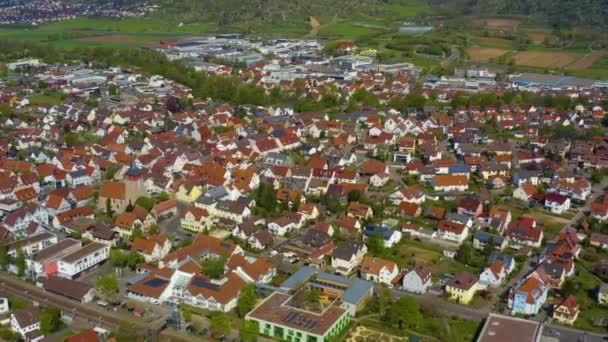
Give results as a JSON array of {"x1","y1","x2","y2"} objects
[
  {"x1": 144, "y1": 278, "x2": 168, "y2": 288},
  {"x1": 191, "y1": 277, "x2": 220, "y2": 291}
]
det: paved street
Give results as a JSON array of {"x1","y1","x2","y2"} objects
[
  {"x1": 543, "y1": 324, "x2": 608, "y2": 342},
  {"x1": 560, "y1": 178, "x2": 608, "y2": 237},
  {"x1": 158, "y1": 201, "x2": 193, "y2": 242}
]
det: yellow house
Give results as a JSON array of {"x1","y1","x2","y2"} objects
[
  {"x1": 180, "y1": 206, "x2": 212, "y2": 232},
  {"x1": 599, "y1": 284, "x2": 608, "y2": 305},
  {"x1": 176, "y1": 183, "x2": 204, "y2": 203},
  {"x1": 552, "y1": 295, "x2": 579, "y2": 325},
  {"x1": 446, "y1": 272, "x2": 479, "y2": 305},
  {"x1": 113, "y1": 212, "x2": 142, "y2": 239}
]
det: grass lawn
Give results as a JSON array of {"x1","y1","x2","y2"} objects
[
  {"x1": 319, "y1": 22, "x2": 383, "y2": 38},
  {"x1": 362, "y1": 313, "x2": 480, "y2": 342},
  {"x1": 499, "y1": 198, "x2": 569, "y2": 240},
  {"x1": 567, "y1": 55, "x2": 608, "y2": 79},
  {"x1": 472, "y1": 36, "x2": 513, "y2": 49},
  {"x1": 381, "y1": 2, "x2": 431, "y2": 19},
  {"x1": 567, "y1": 267, "x2": 606, "y2": 332},
  {"x1": 7, "y1": 296, "x2": 28, "y2": 310},
  {"x1": 377, "y1": 238, "x2": 471, "y2": 276},
  {"x1": 42, "y1": 17, "x2": 211, "y2": 33},
  {"x1": 29, "y1": 94, "x2": 64, "y2": 106}
]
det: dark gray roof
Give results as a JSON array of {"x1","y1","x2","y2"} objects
[{"x1": 332, "y1": 240, "x2": 364, "y2": 260}]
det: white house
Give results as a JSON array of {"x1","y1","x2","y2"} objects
[
  {"x1": 331, "y1": 241, "x2": 367, "y2": 275},
  {"x1": 132, "y1": 235, "x2": 172, "y2": 263},
  {"x1": 436, "y1": 220, "x2": 469, "y2": 245},
  {"x1": 362, "y1": 225, "x2": 402, "y2": 248},
  {"x1": 360, "y1": 256, "x2": 399, "y2": 286},
  {"x1": 479, "y1": 260, "x2": 507, "y2": 289},
  {"x1": 402, "y1": 265, "x2": 432, "y2": 294},
  {"x1": 11, "y1": 308, "x2": 42, "y2": 342},
  {"x1": 433, "y1": 175, "x2": 469, "y2": 192},
  {"x1": 544, "y1": 193, "x2": 571, "y2": 214}
]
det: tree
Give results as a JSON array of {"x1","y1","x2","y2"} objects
[
  {"x1": 0, "y1": 245, "x2": 8, "y2": 271},
  {"x1": 158, "y1": 192, "x2": 170, "y2": 201},
  {"x1": 306, "y1": 287, "x2": 321, "y2": 306},
  {"x1": 64, "y1": 132, "x2": 79, "y2": 147},
  {"x1": 378, "y1": 287, "x2": 392, "y2": 317},
  {"x1": 108, "y1": 83, "x2": 118, "y2": 95},
  {"x1": 105, "y1": 198, "x2": 114, "y2": 217},
  {"x1": 347, "y1": 189, "x2": 362, "y2": 202},
  {"x1": 127, "y1": 250, "x2": 143, "y2": 270},
  {"x1": 210, "y1": 313, "x2": 231, "y2": 335},
  {"x1": 560, "y1": 279, "x2": 577, "y2": 297},
  {"x1": 388, "y1": 295, "x2": 422, "y2": 330},
  {"x1": 483, "y1": 237, "x2": 495, "y2": 256},
  {"x1": 109, "y1": 249, "x2": 127, "y2": 267},
  {"x1": 366, "y1": 232, "x2": 385, "y2": 254},
  {"x1": 202, "y1": 257, "x2": 225, "y2": 279},
  {"x1": 95, "y1": 275, "x2": 119, "y2": 297},
  {"x1": 135, "y1": 197, "x2": 156, "y2": 211},
  {"x1": 240, "y1": 320, "x2": 259, "y2": 342},
  {"x1": 290, "y1": 195, "x2": 301, "y2": 212},
  {"x1": 456, "y1": 243, "x2": 473, "y2": 265},
  {"x1": 237, "y1": 284, "x2": 258, "y2": 317},
  {"x1": 131, "y1": 227, "x2": 143, "y2": 240},
  {"x1": 254, "y1": 183, "x2": 277, "y2": 214},
  {"x1": 40, "y1": 307, "x2": 62, "y2": 334},
  {"x1": 15, "y1": 249, "x2": 25, "y2": 277},
  {"x1": 148, "y1": 224, "x2": 160, "y2": 235}
]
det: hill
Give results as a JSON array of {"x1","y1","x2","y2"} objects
[
  {"x1": 153, "y1": 0, "x2": 430, "y2": 34},
  {"x1": 431, "y1": 0, "x2": 608, "y2": 30}
]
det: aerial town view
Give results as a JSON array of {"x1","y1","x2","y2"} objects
[{"x1": 0, "y1": 0, "x2": 607, "y2": 342}]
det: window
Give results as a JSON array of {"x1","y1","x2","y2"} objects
[
  {"x1": 273, "y1": 326, "x2": 284, "y2": 338},
  {"x1": 306, "y1": 336, "x2": 317, "y2": 342}
]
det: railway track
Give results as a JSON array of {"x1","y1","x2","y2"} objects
[{"x1": 0, "y1": 274, "x2": 131, "y2": 330}]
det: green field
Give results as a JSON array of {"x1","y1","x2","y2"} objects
[
  {"x1": 568, "y1": 55, "x2": 608, "y2": 79},
  {"x1": 472, "y1": 36, "x2": 514, "y2": 49},
  {"x1": 0, "y1": 17, "x2": 214, "y2": 49},
  {"x1": 42, "y1": 17, "x2": 212, "y2": 33},
  {"x1": 319, "y1": 22, "x2": 384, "y2": 38}
]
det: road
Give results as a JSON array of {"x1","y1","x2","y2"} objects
[
  {"x1": 158, "y1": 201, "x2": 193, "y2": 242},
  {"x1": 441, "y1": 46, "x2": 460, "y2": 68},
  {"x1": 561, "y1": 178, "x2": 608, "y2": 235},
  {"x1": 544, "y1": 324, "x2": 608, "y2": 342}
]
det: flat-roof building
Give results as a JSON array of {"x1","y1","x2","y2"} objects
[
  {"x1": 246, "y1": 292, "x2": 350, "y2": 342},
  {"x1": 477, "y1": 313, "x2": 542, "y2": 342},
  {"x1": 57, "y1": 242, "x2": 110, "y2": 279}
]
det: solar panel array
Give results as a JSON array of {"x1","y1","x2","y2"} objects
[
  {"x1": 192, "y1": 276, "x2": 221, "y2": 291},
  {"x1": 144, "y1": 278, "x2": 168, "y2": 288},
  {"x1": 282, "y1": 312, "x2": 319, "y2": 330}
]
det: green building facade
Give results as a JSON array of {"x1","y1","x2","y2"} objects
[{"x1": 248, "y1": 311, "x2": 351, "y2": 342}]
